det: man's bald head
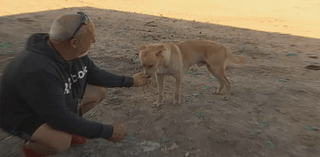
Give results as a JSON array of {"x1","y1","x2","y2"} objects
[{"x1": 49, "y1": 14, "x2": 90, "y2": 42}]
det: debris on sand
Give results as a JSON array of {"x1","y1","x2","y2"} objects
[
  {"x1": 144, "y1": 21, "x2": 158, "y2": 27},
  {"x1": 258, "y1": 121, "x2": 269, "y2": 129},
  {"x1": 308, "y1": 55, "x2": 318, "y2": 59},
  {"x1": 195, "y1": 112, "x2": 206, "y2": 117},
  {"x1": 304, "y1": 126, "x2": 319, "y2": 131},
  {"x1": 136, "y1": 141, "x2": 161, "y2": 152},
  {"x1": 278, "y1": 79, "x2": 288, "y2": 82},
  {"x1": 268, "y1": 141, "x2": 275, "y2": 148},
  {"x1": 305, "y1": 65, "x2": 320, "y2": 70},
  {"x1": 286, "y1": 53, "x2": 297, "y2": 57},
  {"x1": 161, "y1": 143, "x2": 179, "y2": 153},
  {"x1": 307, "y1": 54, "x2": 318, "y2": 59},
  {"x1": 0, "y1": 43, "x2": 10, "y2": 50}
]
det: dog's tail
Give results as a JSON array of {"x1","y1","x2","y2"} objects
[{"x1": 225, "y1": 47, "x2": 245, "y2": 65}]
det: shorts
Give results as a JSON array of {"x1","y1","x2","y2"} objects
[{"x1": 4, "y1": 116, "x2": 45, "y2": 141}]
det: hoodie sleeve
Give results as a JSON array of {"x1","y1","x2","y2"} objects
[
  {"x1": 17, "y1": 71, "x2": 113, "y2": 139},
  {"x1": 86, "y1": 58, "x2": 134, "y2": 87}
]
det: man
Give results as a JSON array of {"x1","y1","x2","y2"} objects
[{"x1": 0, "y1": 12, "x2": 149, "y2": 156}]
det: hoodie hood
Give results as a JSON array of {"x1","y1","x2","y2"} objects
[{"x1": 25, "y1": 33, "x2": 68, "y2": 65}]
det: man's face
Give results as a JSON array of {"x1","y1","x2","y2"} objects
[{"x1": 77, "y1": 21, "x2": 96, "y2": 58}]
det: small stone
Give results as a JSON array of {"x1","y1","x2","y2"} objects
[
  {"x1": 167, "y1": 143, "x2": 179, "y2": 151},
  {"x1": 308, "y1": 55, "x2": 318, "y2": 59}
]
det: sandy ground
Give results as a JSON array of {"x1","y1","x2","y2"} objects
[{"x1": 0, "y1": 1, "x2": 320, "y2": 157}]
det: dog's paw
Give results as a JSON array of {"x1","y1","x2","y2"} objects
[
  {"x1": 151, "y1": 101, "x2": 162, "y2": 108},
  {"x1": 172, "y1": 100, "x2": 180, "y2": 105},
  {"x1": 223, "y1": 96, "x2": 230, "y2": 101}
]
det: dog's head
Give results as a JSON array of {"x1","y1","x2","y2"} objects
[{"x1": 138, "y1": 44, "x2": 167, "y2": 78}]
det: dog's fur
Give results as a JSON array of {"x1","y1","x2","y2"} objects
[{"x1": 138, "y1": 40, "x2": 244, "y2": 107}]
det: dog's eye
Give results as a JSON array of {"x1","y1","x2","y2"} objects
[{"x1": 148, "y1": 65, "x2": 153, "y2": 68}]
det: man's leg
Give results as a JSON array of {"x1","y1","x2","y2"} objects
[
  {"x1": 23, "y1": 85, "x2": 107, "y2": 156},
  {"x1": 23, "y1": 123, "x2": 72, "y2": 156},
  {"x1": 67, "y1": 85, "x2": 107, "y2": 147},
  {"x1": 67, "y1": 84, "x2": 107, "y2": 146},
  {"x1": 80, "y1": 84, "x2": 107, "y2": 115}
]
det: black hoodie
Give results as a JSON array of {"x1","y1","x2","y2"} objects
[{"x1": 0, "y1": 33, "x2": 134, "y2": 139}]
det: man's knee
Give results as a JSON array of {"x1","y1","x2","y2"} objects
[
  {"x1": 80, "y1": 85, "x2": 107, "y2": 115},
  {"x1": 82, "y1": 85, "x2": 107, "y2": 104},
  {"x1": 97, "y1": 87, "x2": 107, "y2": 102}
]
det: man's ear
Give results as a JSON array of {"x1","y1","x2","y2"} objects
[
  {"x1": 69, "y1": 38, "x2": 78, "y2": 49},
  {"x1": 138, "y1": 44, "x2": 147, "y2": 51}
]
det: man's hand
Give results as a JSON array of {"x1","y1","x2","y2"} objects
[
  {"x1": 132, "y1": 72, "x2": 151, "y2": 87},
  {"x1": 108, "y1": 122, "x2": 127, "y2": 142}
]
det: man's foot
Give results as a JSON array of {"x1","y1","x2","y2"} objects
[
  {"x1": 71, "y1": 134, "x2": 87, "y2": 145},
  {"x1": 22, "y1": 145, "x2": 47, "y2": 157}
]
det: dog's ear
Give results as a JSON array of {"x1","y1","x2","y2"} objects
[
  {"x1": 155, "y1": 45, "x2": 165, "y2": 56},
  {"x1": 158, "y1": 45, "x2": 165, "y2": 49},
  {"x1": 138, "y1": 44, "x2": 147, "y2": 51}
]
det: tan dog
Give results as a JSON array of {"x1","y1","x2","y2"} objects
[{"x1": 138, "y1": 40, "x2": 244, "y2": 107}]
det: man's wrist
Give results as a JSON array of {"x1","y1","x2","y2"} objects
[
  {"x1": 128, "y1": 76, "x2": 134, "y2": 87},
  {"x1": 100, "y1": 124, "x2": 114, "y2": 139}
]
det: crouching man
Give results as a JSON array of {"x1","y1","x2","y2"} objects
[{"x1": 0, "y1": 12, "x2": 150, "y2": 157}]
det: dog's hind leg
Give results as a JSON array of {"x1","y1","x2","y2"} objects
[
  {"x1": 206, "y1": 65, "x2": 231, "y2": 100},
  {"x1": 221, "y1": 62, "x2": 231, "y2": 100},
  {"x1": 206, "y1": 65, "x2": 224, "y2": 94},
  {"x1": 173, "y1": 74, "x2": 182, "y2": 105},
  {"x1": 222, "y1": 74, "x2": 231, "y2": 100}
]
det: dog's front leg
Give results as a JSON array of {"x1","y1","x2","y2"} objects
[
  {"x1": 152, "y1": 73, "x2": 165, "y2": 107},
  {"x1": 173, "y1": 75, "x2": 182, "y2": 105}
]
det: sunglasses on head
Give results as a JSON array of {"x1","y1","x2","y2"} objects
[{"x1": 68, "y1": 11, "x2": 89, "y2": 41}]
